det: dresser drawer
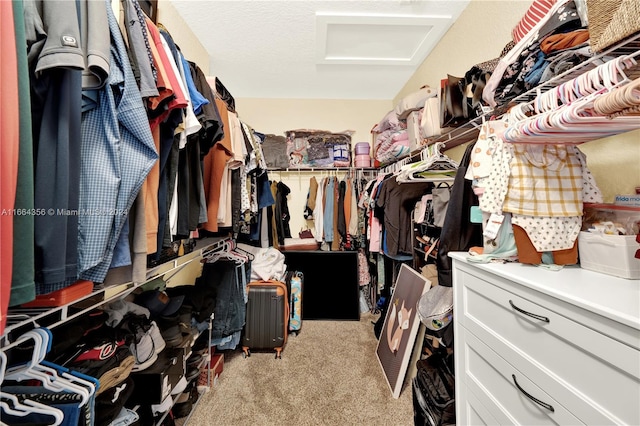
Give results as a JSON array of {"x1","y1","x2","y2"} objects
[
  {"x1": 457, "y1": 268, "x2": 640, "y2": 425},
  {"x1": 463, "y1": 387, "x2": 501, "y2": 426},
  {"x1": 459, "y1": 327, "x2": 583, "y2": 425}
]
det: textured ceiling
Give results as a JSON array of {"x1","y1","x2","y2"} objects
[{"x1": 170, "y1": 0, "x2": 469, "y2": 99}]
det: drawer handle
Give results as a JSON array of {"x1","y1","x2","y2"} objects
[
  {"x1": 509, "y1": 300, "x2": 550, "y2": 323},
  {"x1": 512, "y1": 374, "x2": 555, "y2": 413}
]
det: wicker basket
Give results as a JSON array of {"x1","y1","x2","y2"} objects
[{"x1": 587, "y1": 0, "x2": 640, "y2": 53}]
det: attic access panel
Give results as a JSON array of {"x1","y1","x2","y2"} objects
[{"x1": 316, "y1": 12, "x2": 453, "y2": 66}]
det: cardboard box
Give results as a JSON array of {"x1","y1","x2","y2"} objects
[
  {"x1": 197, "y1": 352, "x2": 224, "y2": 388},
  {"x1": 578, "y1": 232, "x2": 640, "y2": 279}
]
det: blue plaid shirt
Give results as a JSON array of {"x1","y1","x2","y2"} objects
[{"x1": 78, "y1": 0, "x2": 158, "y2": 283}]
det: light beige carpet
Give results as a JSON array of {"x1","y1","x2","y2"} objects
[{"x1": 185, "y1": 313, "x2": 414, "y2": 425}]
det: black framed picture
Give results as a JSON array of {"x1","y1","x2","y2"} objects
[{"x1": 376, "y1": 263, "x2": 430, "y2": 398}]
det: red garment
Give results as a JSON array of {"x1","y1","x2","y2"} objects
[
  {"x1": 1, "y1": 0, "x2": 19, "y2": 334},
  {"x1": 512, "y1": 0, "x2": 557, "y2": 43},
  {"x1": 145, "y1": 17, "x2": 187, "y2": 129}
]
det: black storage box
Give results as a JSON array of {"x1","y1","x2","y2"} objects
[{"x1": 128, "y1": 347, "x2": 186, "y2": 404}]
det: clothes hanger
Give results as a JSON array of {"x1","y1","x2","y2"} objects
[
  {"x1": 227, "y1": 240, "x2": 249, "y2": 263},
  {"x1": 504, "y1": 58, "x2": 640, "y2": 144},
  {"x1": 593, "y1": 76, "x2": 640, "y2": 116},
  {"x1": 4, "y1": 330, "x2": 90, "y2": 407},
  {"x1": 203, "y1": 239, "x2": 246, "y2": 264},
  {"x1": 234, "y1": 245, "x2": 255, "y2": 261},
  {"x1": 396, "y1": 142, "x2": 457, "y2": 183},
  {"x1": 31, "y1": 328, "x2": 98, "y2": 399},
  {"x1": 1, "y1": 350, "x2": 64, "y2": 426}
]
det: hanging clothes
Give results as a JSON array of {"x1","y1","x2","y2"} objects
[
  {"x1": 25, "y1": 0, "x2": 88, "y2": 293},
  {"x1": 201, "y1": 97, "x2": 232, "y2": 233},
  {"x1": 1, "y1": 0, "x2": 19, "y2": 331},
  {"x1": 323, "y1": 177, "x2": 335, "y2": 246},
  {"x1": 303, "y1": 177, "x2": 318, "y2": 220},
  {"x1": 313, "y1": 177, "x2": 325, "y2": 244},
  {"x1": 120, "y1": 0, "x2": 158, "y2": 98},
  {"x1": 198, "y1": 256, "x2": 248, "y2": 350},
  {"x1": 436, "y1": 142, "x2": 483, "y2": 287},
  {"x1": 8, "y1": 0, "x2": 35, "y2": 308},
  {"x1": 77, "y1": 2, "x2": 158, "y2": 285},
  {"x1": 375, "y1": 176, "x2": 432, "y2": 257},
  {"x1": 274, "y1": 181, "x2": 292, "y2": 246}
]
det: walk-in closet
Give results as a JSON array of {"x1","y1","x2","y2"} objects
[{"x1": 1, "y1": 0, "x2": 639, "y2": 425}]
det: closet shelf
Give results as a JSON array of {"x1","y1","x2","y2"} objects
[
  {"x1": 267, "y1": 166, "x2": 377, "y2": 172},
  {"x1": 423, "y1": 32, "x2": 640, "y2": 152},
  {"x1": 1, "y1": 237, "x2": 228, "y2": 350}
]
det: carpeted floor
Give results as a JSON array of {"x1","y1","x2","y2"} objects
[{"x1": 184, "y1": 313, "x2": 414, "y2": 425}]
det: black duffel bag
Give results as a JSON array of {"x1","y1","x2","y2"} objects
[{"x1": 412, "y1": 351, "x2": 456, "y2": 426}]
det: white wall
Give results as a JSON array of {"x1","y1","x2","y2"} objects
[
  {"x1": 394, "y1": 0, "x2": 531, "y2": 163},
  {"x1": 579, "y1": 130, "x2": 640, "y2": 203},
  {"x1": 157, "y1": 0, "x2": 210, "y2": 73},
  {"x1": 394, "y1": 0, "x2": 530, "y2": 104},
  {"x1": 236, "y1": 98, "x2": 392, "y2": 234}
]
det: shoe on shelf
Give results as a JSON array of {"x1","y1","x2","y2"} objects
[
  {"x1": 160, "y1": 324, "x2": 184, "y2": 348},
  {"x1": 171, "y1": 376, "x2": 188, "y2": 396},
  {"x1": 149, "y1": 321, "x2": 166, "y2": 354},
  {"x1": 171, "y1": 391, "x2": 192, "y2": 419},
  {"x1": 130, "y1": 331, "x2": 158, "y2": 372}
]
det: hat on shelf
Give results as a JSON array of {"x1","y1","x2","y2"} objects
[{"x1": 135, "y1": 290, "x2": 184, "y2": 318}]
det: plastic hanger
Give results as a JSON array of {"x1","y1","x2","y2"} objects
[
  {"x1": 504, "y1": 59, "x2": 640, "y2": 145},
  {"x1": 203, "y1": 239, "x2": 247, "y2": 264},
  {"x1": 594, "y1": 75, "x2": 640, "y2": 115},
  {"x1": 31, "y1": 328, "x2": 97, "y2": 399},
  {"x1": 0, "y1": 351, "x2": 64, "y2": 426},
  {"x1": 4, "y1": 330, "x2": 90, "y2": 407},
  {"x1": 396, "y1": 143, "x2": 457, "y2": 183}
]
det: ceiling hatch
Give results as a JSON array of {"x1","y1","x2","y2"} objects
[{"x1": 316, "y1": 12, "x2": 454, "y2": 66}]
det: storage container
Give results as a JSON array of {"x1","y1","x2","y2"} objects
[
  {"x1": 333, "y1": 144, "x2": 350, "y2": 167},
  {"x1": 578, "y1": 231, "x2": 640, "y2": 279},
  {"x1": 354, "y1": 142, "x2": 370, "y2": 155},
  {"x1": 354, "y1": 154, "x2": 371, "y2": 168}
]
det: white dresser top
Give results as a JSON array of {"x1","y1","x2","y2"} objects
[{"x1": 449, "y1": 252, "x2": 640, "y2": 331}]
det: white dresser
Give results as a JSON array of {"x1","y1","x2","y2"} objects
[{"x1": 450, "y1": 252, "x2": 640, "y2": 425}]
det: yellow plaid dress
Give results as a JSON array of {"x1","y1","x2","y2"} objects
[{"x1": 505, "y1": 144, "x2": 601, "y2": 251}]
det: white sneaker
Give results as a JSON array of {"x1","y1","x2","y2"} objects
[
  {"x1": 130, "y1": 332, "x2": 158, "y2": 372},
  {"x1": 149, "y1": 321, "x2": 166, "y2": 354}
]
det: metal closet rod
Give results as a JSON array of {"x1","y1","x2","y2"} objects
[{"x1": 267, "y1": 167, "x2": 376, "y2": 172}]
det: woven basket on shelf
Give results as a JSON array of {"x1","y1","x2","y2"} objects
[{"x1": 587, "y1": 0, "x2": 640, "y2": 53}]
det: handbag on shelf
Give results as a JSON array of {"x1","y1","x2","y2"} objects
[
  {"x1": 299, "y1": 228, "x2": 314, "y2": 239},
  {"x1": 439, "y1": 75, "x2": 478, "y2": 128},
  {"x1": 420, "y1": 97, "x2": 441, "y2": 139}
]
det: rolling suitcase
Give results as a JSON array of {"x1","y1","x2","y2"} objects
[
  {"x1": 285, "y1": 271, "x2": 303, "y2": 334},
  {"x1": 242, "y1": 280, "x2": 289, "y2": 359}
]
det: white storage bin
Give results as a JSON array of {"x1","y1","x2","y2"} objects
[{"x1": 578, "y1": 231, "x2": 640, "y2": 279}]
